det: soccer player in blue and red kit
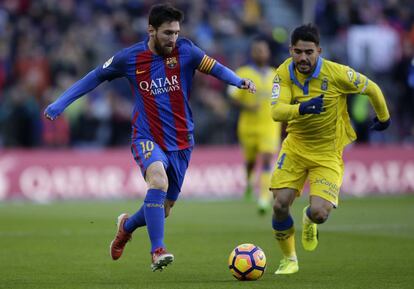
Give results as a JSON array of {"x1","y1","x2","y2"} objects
[{"x1": 44, "y1": 4, "x2": 256, "y2": 271}]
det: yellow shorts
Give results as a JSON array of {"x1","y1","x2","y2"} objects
[
  {"x1": 238, "y1": 129, "x2": 279, "y2": 162},
  {"x1": 270, "y1": 144, "x2": 344, "y2": 207}
]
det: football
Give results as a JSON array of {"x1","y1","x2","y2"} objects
[{"x1": 228, "y1": 243, "x2": 266, "y2": 281}]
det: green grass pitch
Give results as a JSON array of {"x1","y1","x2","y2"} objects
[{"x1": 1, "y1": 195, "x2": 413, "y2": 289}]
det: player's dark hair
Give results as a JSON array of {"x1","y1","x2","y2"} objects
[
  {"x1": 291, "y1": 23, "x2": 320, "y2": 46},
  {"x1": 249, "y1": 34, "x2": 272, "y2": 51},
  {"x1": 148, "y1": 3, "x2": 184, "y2": 29},
  {"x1": 251, "y1": 34, "x2": 270, "y2": 46}
]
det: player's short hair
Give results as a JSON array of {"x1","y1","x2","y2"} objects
[
  {"x1": 249, "y1": 35, "x2": 270, "y2": 50},
  {"x1": 148, "y1": 3, "x2": 184, "y2": 29},
  {"x1": 291, "y1": 24, "x2": 320, "y2": 46},
  {"x1": 251, "y1": 35, "x2": 270, "y2": 45}
]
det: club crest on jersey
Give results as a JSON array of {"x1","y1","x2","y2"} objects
[
  {"x1": 166, "y1": 57, "x2": 177, "y2": 68},
  {"x1": 321, "y1": 77, "x2": 329, "y2": 91},
  {"x1": 103, "y1": 56, "x2": 114, "y2": 68}
]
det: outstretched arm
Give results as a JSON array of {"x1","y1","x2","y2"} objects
[
  {"x1": 209, "y1": 62, "x2": 256, "y2": 93},
  {"x1": 364, "y1": 80, "x2": 391, "y2": 130},
  {"x1": 196, "y1": 53, "x2": 256, "y2": 93},
  {"x1": 336, "y1": 65, "x2": 390, "y2": 131},
  {"x1": 44, "y1": 71, "x2": 103, "y2": 120},
  {"x1": 45, "y1": 49, "x2": 127, "y2": 120}
]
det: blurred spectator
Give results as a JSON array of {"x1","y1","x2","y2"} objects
[
  {"x1": 41, "y1": 85, "x2": 70, "y2": 147},
  {"x1": 41, "y1": 113, "x2": 70, "y2": 147},
  {"x1": 393, "y1": 38, "x2": 414, "y2": 141},
  {"x1": 312, "y1": 0, "x2": 413, "y2": 142},
  {"x1": 0, "y1": 0, "x2": 413, "y2": 147},
  {"x1": 348, "y1": 94, "x2": 370, "y2": 143},
  {"x1": 191, "y1": 72, "x2": 234, "y2": 144},
  {"x1": 347, "y1": 24, "x2": 400, "y2": 74},
  {"x1": 0, "y1": 81, "x2": 41, "y2": 147}
]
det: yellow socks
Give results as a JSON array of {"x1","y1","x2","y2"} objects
[
  {"x1": 272, "y1": 215, "x2": 297, "y2": 259},
  {"x1": 274, "y1": 226, "x2": 297, "y2": 260}
]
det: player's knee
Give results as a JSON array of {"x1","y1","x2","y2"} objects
[
  {"x1": 273, "y1": 198, "x2": 289, "y2": 216},
  {"x1": 308, "y1": 207, "x2": 330, "y2": 224},
  {"x1": 148, "y1": 174, "x2": 168, "y2": 191},
  {"x1": 151, "y1": 179, "x2": 168, "y2": 192}
]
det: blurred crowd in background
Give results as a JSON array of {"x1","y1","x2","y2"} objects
[{"x1": 0, "y1": 0, "x2": 413, "y2": 148}]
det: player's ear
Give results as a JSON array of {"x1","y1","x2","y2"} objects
[
  {"x1": 148, "y1": 25, "x2": 155, "y2": 38},
  {"x1": 317, "y1": 46, "x2": 322, "y2": 55},
  {"x1": 288, "y1": 45, "x2": 293, "y2": 56}
]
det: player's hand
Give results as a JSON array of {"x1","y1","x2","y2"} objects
[
  {"x1": 299, "y1": 94, "x2": 324, "y2": 115},
  {"x1": 370, "y1": 117, "x2": 391, "y2": 131},
  {"x1": 44, "y1": 104, "x2": 60, "y2": 121},
  {"x1": 240, "y1": 78, "x2": 256, "y2": 94}
]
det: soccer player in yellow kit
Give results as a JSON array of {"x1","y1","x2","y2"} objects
[
  {"x1": 270, "y1": 24, "x2": 391, "y2": 274},
  {"x1": 229, "y1": 37, "x2": 282, "y2": 214}
]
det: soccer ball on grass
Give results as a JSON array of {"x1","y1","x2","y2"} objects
[{"x1": 228, "y1": 243, "x2": 266, "y2": 281}]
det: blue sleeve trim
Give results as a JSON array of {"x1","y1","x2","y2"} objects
[{"x1": 210, "y1": 61, "x2": 243, "y2": 87}]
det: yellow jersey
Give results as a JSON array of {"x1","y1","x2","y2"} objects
[
  {"x1": 271, "y1": 57, "x2": 390, "y2": 153},
  {"x1": 229, "y1": 65, "x2": 280, "y2": 132}
]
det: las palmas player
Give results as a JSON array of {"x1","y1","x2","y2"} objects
[
  {"x1": 229, "y1": 36, "x2": 282, "y2": 214},
  {"x1": 44, "y1": 4, "x2": 256, "y2": 272},
  {"x1": 270, "y1": 24, "x2": 391, "y2": 274}
]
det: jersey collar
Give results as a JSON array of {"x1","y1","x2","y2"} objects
[{"x1": 288, "y1": 57, "x2": 323, "y2": 95}]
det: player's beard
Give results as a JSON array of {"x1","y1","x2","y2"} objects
[
  {"x1": 154, "y1": 35, "x2": 174, "y2": 56},
  {"x1": 296, "y1": 60, "x2": 313, "y2": 74}
]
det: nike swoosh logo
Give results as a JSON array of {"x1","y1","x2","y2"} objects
[{"x1": 136, "y1": 69, "x2": 146, "y2": 74}]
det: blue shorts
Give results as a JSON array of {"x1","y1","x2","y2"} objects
[{"x1": 131, "y1": 139, "x2": 192, "y2": 201}]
